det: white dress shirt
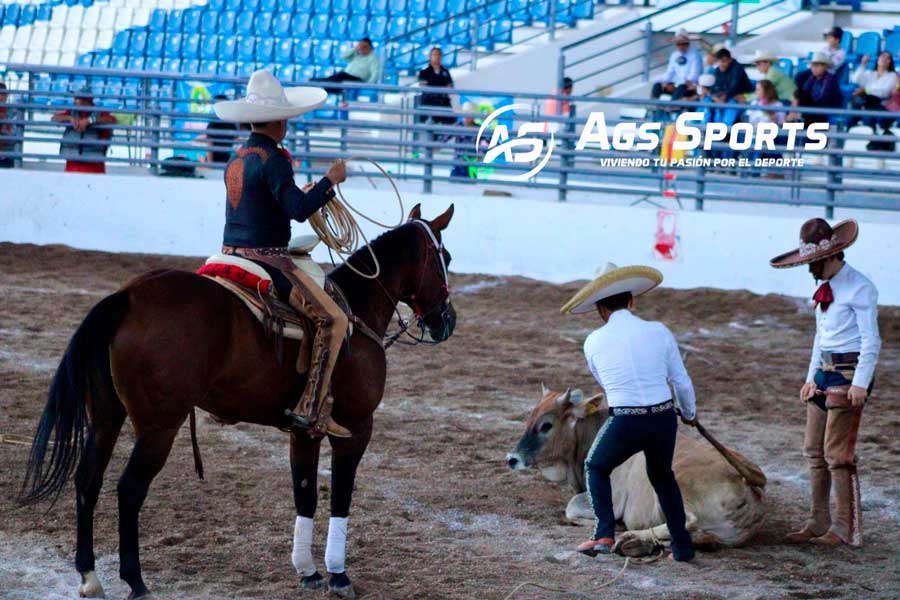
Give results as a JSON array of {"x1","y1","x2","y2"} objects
[
  {"x1": 584, "y1": 310, "x2": 697, "y2": 420},
  {"x1": 851, "y1": 67, "x2": 899, "y2": 99},
  {"x1": 806, "y1": 262, "x2": 881, "y2": 388},
  {"x1": 660, "y1": 47, "x2": 703, "y2": 86},
  {"x1": 825, "y1": 46, "x2": 846, "y2": 73}
]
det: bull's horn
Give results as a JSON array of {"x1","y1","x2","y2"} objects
[
  {"x1": 555, "y1": 388, "x2": 572, "y2": 405},
  {"x1": 541, "y1": 381, "x2": 550, "y2": 396}
]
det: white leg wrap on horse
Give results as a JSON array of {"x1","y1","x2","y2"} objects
[
  {"x1": 292, "y1": 516, "x2": 317, "y2": 577},
  {"x1": 324, "y1": 516, "x2": 348, "y2": 574}
]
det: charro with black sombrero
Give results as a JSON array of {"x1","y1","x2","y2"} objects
[
  {"x1": 214, "y1": 69, "x2": 352, "y2": 439},
  {"x1": 771, "y1": 218, "x2": 881, "y2": 548},
  {"x1": 562, "y1": 263, "x2": 697, "y2": 562}
]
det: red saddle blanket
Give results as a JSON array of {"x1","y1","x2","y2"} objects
[{"x1": 197, "y1": 262, "x2": 273, "y2": 295}]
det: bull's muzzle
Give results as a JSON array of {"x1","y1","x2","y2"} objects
[{"x1": 506, "y1": 452, "x2": 528, "y2": 470}]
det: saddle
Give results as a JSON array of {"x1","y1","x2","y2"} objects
[{"x1": 199, "y1": 235, "x2": 350, "y2": 342}]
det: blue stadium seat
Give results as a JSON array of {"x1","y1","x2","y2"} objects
[
  {"x1": 387, "y1": 16, "x2": 408, "y2": 38},
  {"x1": 183, "y1": 8, "x2": 202, "y2": 33},
  {"x1": 571, "y1": 0, "x2": 593, "y2": 19},
  {"x1": 238, "y1": 61, "x2": 256, "y2": 77},
  {"x1": 841, "y1": 29, "x2": 853, "y2": 53},
  {"x1": 244, "y1": 0, "x2": 260, "y2": 11},
  {"x1": 776, "y1": 57, "x2": 793, "y2": 77},
  {"x1": 256, "y1": 11, "x2": 273, "y2": 35},
  {"x1": 450, "y1": 16, "x2": 470, "y2": 45},
  {"x1": 127, "y1": 56, "x2": 145, "y2": 70},
  {"x1": 260, "y1": 0, "x2": 278, "y2": 12},
  {"x1": 77, "y1": 53, "x2": 94, "y2": 67},
  {"x1": 477, "y1": 21, "x2": 493, "y2": 50},
  {"x1": 275, "y1": 63, "x2": 295, "y2": 82},
  {"x1": 201, "y1": 35, "x2": 219, "y2": 60},
  {"x1": 273, "y1": 12, "x2": 291, "y2": 37},
  {"x1": 110, "y1": 55, "x2": 129, "y2": 71},
  {"x1": 183, "y1": 33, "x2": 201, "y2": 58},
  {"x1": 333, "y1": 0, "x2": 350, "y2": 12},
  {"x1": 447, "y1": 0, "x2": 466, "y2": 13},
  {"x1": 275, "y1": 38, "x2": 293, "y2": 62},
  {"x1": 492, "y1": 17, "x2": 513, "y2": 44},
  {"x1": 220, "y1": 61, "x2": 237, "y2": 75},
  {"x1": 530, "y1": 0, "x2": 549, "y2": 23},
  {"x1": 351, "y1": 0, "x2": 369, "y2": 13},
  {"x1": 164, "y1": 33, "x2": 183, "y2": 58},
  {"x1": 219, "y1": 35, "x2": 237, "y2": 60},
  {"x1": 20, "y1": 4, "x2": 37, "y2": 26},
  {"x1": 389, "y1": 0, "x2": 407, "y2": 13},
  {"x1": 311, "y1": 14, "x2": 329, "y2": 37},
  {"x1": 145, "y1": 56, "x2": 163, "y2": 72},
  {"x1": 429, "y1": 20, "x2": 449, "y2": 40},
  {"x1": 298, "y1": 65, "x2": 317, "y2": 81},
  {"x1": 294, "y1": 38, "x2": 313, "y2": 62},
  {"x1": 237, "y1": 36, "x2": 256, "y2": 62},
  {"x1": 113, "y1": 31, "x2": 131, "y2": 55},
  {"x1": 368, "y1": 15, "x2": 388, "y2": 40},
  {"x1": 93, "y1": 53, "x2": 111, "y2": 69},
  {"x1": 147, "y1": 32, "x2": 165, "y2": 57},
  {"x1": 293, "y1": 13, "x2": 310, "y2": 34},
  {"x1": 277, "y1": 0, "x2": 296, "y2": 12},
  {"x1": 392, "y1": 42, "x2": 415, "y2": 72},
  {"x1": 236, "y1": 10, "x2": 255, "y2": 35},
  {"x1": 37, "y1": 4, "x2": 53, "y2": 22},
  {"x1": 219, "y1": 10, "x2": 237, "y2": 34},
  {"x1": 200, "y1": 60, "x2": 218, "y2": 75},
  {"x1": 129, "y1": 31, "x2": 148, "y2": 56},
  {"x1": 314, "y1": 40, "x2": 335, "y2": 65},
  {"x1": 163, "y1": 57, "x2": 182, "y2": 72},
  {"x1": 430, "y1": 0, "x2": 447, "y2": 16},
  {"x1": 371, "y1": 0, "x2": 388, "y2": 15},
  {"x1": 207, "y1": 0, "x2": 226, "y2": 10},
  {"x1": 509, "y1": 0, "x2": 531, "y2": 23},
  {"x1": 256, "y1": 37, "x2": 275, "y2": 62},
  {"x1": 885, "y1": 32, "x2": 900, "y2": 59},
  {"x1": 149, "y1": 8, "x2": 167, "y2": 32},
  {"x1": 314, "y1": 0, "x2": 333, "y2": 13},
  {"x1": 409, "y1": 16, "x2": 428, "y2": 43},
  {"x1": 330, "y1": 15, "x2": 348, "y2": 38},
  {"x1": 200, "y1": 11, "x2": 218, "y2": 34},
  {"x1": 855, "y1": 32, "x2": 881, "y2": 67},
  {"x1": 0, "y1": 5, "x2": 6, "y2": 26},
  {"x1": 296, "y1": 0, "x2": 314, "y2": 13},
  {"x1": 166, "y1": 10, "x2": 183, "y2": 33},
  {"x1": 349, "y1": 14, "x2": 368, "y2": 40},
  {"x1": 183, "y1": 59, "x2": 200, "y2": 74},
  {"x1": 225, "y1": 0, "x2": 241, "y2": 11},
  {"x1": 408, "y1": 0, "x2": 427, "y2": 15}
]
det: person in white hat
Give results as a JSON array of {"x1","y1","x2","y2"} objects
[
  {"x1": 561, "y1": 264, "x2": 697, "y2": 562},
  {"x1": 215, "y1": 70, "x2": 351, "y2": 438},
  {"x1": 752, "y1": 49, "x2": 795, "y2": 102},
  {"x1": 789, "y1": 52, "x2": 843, "y2": 127},
  {"x1": 651, "y1": 29, "x2": 703, "y2": 102}
]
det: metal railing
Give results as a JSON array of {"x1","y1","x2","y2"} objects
[{"x1": 2, "y1": 63, "x2": 900, "y2": 217}]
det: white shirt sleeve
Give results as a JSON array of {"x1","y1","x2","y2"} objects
[
  {"x1": 663, "y1": 326, "x2": 696, "y2": 420},
  {"x1": 850, "y1": 283, "x2": 881, "y2": 388},
  {"x1": 866, "y1": 72, "x2": 898, "y2": 99},
  {"x1": 851, "y1": 66, "x2": 869, "y2": 86},
  {"x1": 806, "y1": 323, "x2": 822, "y2": 384},
  {"x1": 661, "y1": 53, "x2": 678, "y2": 84}
]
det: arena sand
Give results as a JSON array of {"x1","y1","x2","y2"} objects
[{"x1": 1, "y1": 243, "x2": 898, "y2": 600}]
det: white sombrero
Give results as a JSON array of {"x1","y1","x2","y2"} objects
[
  {"x1": 214, "y1": 69, "x2": 327, "y2": 123},
  {"x1": 561, "y1": 263, "x2": 663, "y2": 315}
]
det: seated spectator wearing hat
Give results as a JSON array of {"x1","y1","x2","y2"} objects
[
  {"x1": 753, "y1": 50, "x2": 796, "y2": 103},
  {"x1": 796, "y1": 27, "x2": 848, "y2": 88},
  {"x1": 788, "y1": 52, "x2": 843, "y2": 126},
  {"x1": 651, "y1": 30, "x2": 703, "y2": 101},
  {"x1": 848, "y1": 52, "x2": 899, "y2": 132},
  {"x1": 313, "y1": 37, "x2": 381, "y2": 94},
  {"x1": 712, "y1": 48, "x2": 754, "y2": 103},
  {"x1": 416, "y1": 47, "x2": 456, "y2": 125},
  {"x1": 51, "y1": 88, "x2": 117, "y2": 174}
]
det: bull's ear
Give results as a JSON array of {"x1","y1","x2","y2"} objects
[
  {"x1": 408, "y1": 203, "x2": 422, "y2": 222},
  {"x1": 541, "y1": 381, "x2": 550, "y2": 396},
  {"x1": 555, "y1": 388, "x2": 572, "y2": 406}
]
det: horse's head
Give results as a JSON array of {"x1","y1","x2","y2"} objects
[{"x1": 402, "y1": 204, "x2": 456, "y2": 342}]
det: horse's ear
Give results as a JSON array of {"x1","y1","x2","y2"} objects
[
  {"x1": 407, "y1": 203, "x2": 422, "y2": 222},
  {"x1": 430, "y1": 204, "x2": 454, "y2": 232}
]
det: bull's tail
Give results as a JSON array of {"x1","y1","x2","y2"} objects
[{"x1": 20, "y1": 291, "x2": 129, "y2": 505}]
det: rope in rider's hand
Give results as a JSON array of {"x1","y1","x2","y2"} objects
[{"x1": 307, "y1": 158, "x2": 405, "y2": 280}]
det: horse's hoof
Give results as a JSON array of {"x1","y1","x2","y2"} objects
[
  {"x1": 78, "y1": 571, "x2": 106, "y2": 598},
  {"x1": 301, "y1": 571, "x2": 325, "y2": 590},
  {"x1": 328, "y1": 572, "x2": 356, "y2": 599}
]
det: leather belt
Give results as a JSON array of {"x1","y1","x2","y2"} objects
[
  {"x1": 821, "y1": 351, "x2": 859, "y2": 368},
  {"x1": 608, "y1": 400, "x2": 674, "y2": 417}
]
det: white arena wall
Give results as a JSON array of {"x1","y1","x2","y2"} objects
[{"x1": 2, "y1": 169, "x2": 899, "y2": 306}]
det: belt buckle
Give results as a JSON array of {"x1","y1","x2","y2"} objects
[{"x1": 822, "y1": 350, "x2": 833, "y2": 365}]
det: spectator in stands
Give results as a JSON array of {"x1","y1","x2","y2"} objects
[
  {"x1": 695, "y1": 73, "x2": 717, "y2": 124},
  {"x1": 450, "y1": 101, "x2": 489, "y2": 180},
  {"x1": 651, "y1": 30, "x2": 703, "y2": 101},
  {"x1": 417, "y1": 47, "x2": 456, "y2": 125},
  {"x1": 796, "y1": 27, "x2": 847, "y2": 88},
  {"x1": 848, "y1": 51, "x2": 899, "y2": 131},
  {"x1": 314, "y1": 37, "x2": 381, "y2": 93},
  {"x1": 712, "y1": 48, "x2": 753, "y2": 102},
  {"x1": 205, "y1": 94, "x2": 242, "y2": 164},
  {"x1": 51, "y1": 88, "x2": 117, "y2": 174},
  {"x1": 0, "y1": 83, "x2": 13, "y2": 169},
  {"x1": 753, "y1": 49, "x2": 796, "y2": 103},
  {"x1": 747, "y1": 79, "x2": 785, "y2": 125},
  {"x1": 703, "y1": 44, "x2": 724, "y2": 74},
  {"x1": 787, "y1": 52, "x2": 843, "y2": 126}
]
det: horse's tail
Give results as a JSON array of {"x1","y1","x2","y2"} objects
[{"x1": 20, "y1": 290, "x2": 129, "y2": 505}]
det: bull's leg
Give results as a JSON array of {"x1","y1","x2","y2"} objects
[
  {"x1": 615, "y1": 512, "x2": 704, "y2": 557},
  {"x1": 325, "y1": 416, "x2": 374, "y2": 599},
  {"x1": 289, "y1": 431, "x2": 325, "y2": 590},
  {"x1": 117, "y1": 428, "x2": 180, "y2": 600}
]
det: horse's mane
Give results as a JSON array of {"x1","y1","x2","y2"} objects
[{"x1": 328, "y1": 222, "x2": 419, "y2": 284}]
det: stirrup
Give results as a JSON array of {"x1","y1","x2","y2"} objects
[{"x1": 284, "y1": 409, "x2": 314, "y2": 430}]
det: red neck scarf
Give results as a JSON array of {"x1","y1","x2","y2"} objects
[{"x1": 813, "y1": 281, "x2": 833, "y2": 311}]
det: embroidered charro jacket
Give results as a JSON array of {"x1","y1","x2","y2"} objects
[{"x1": 223, "y1": 132, "x2": 335, "y2": 248}]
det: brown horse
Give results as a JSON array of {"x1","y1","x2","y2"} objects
[{"x1": 20, "y1": 204, "x2": 456, "y2": 600}]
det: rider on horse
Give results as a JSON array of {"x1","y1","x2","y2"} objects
[{"x1": 214, "y1": 70, "x2": 351, "y2": 438}]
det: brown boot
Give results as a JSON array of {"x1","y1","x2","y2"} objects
[
  {"x1": 811, "y1": 466, "x2": 862, "y2": 547},
  {"x1": 784, "y1": 464, "x2": 831, "y2": 543}
]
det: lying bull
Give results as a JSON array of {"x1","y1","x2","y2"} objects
[{"x1": 507, "y1": 385, "x2": 767, "y2": 555}]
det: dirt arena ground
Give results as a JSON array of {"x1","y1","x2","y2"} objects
[{"x1": 1, "y1": 242, "x2": 898, "y2": 600}]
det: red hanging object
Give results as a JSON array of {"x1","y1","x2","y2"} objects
[{"x1": 813, "y1": 281, "x2": 833, "y2": 311}]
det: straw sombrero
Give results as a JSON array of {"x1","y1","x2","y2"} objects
[
  {"x1": 752, "y1": 49, "x2": 778, "y2": 63},
  {"x1": 561, "y1": 263, "x2": 663, "y2": 314},
  {"x1": 808, "y1": 51, "x2": 834, "y2": 68},
  {"x1": 214, "y1": 70, "x2": 327, "y2": 123},
  {"x1": 770, "y1": 218, "x2": 858, "y2": 269}
]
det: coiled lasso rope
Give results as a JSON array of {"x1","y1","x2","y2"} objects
[{"x1": 307, "y1": 157, "x2": 405, "y2": 279}]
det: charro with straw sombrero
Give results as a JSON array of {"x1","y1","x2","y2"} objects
[
  {"x1": 769, "y1": 218, "x2": 858, "y2": 268},
  {"x1": 214, "y1": 69, "x2": 327, "y2": 123},
  {"x1": 560, "y1": 263, "x2": 663, "y2": 314}
]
